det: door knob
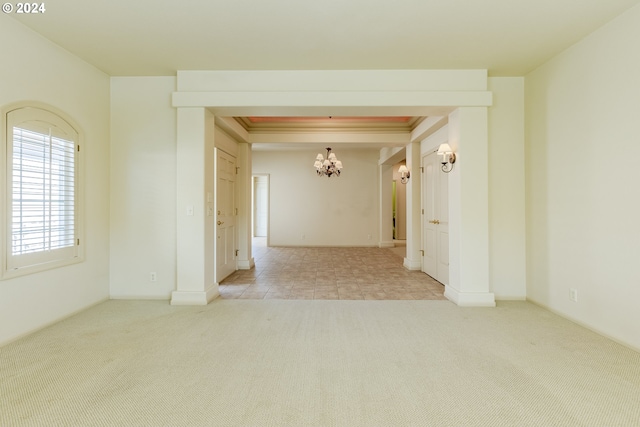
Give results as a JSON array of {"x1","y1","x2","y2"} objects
[{"x1": 217, "y1": 221, "x2": 224, "y2": 225}]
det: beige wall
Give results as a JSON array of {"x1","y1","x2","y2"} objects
[
  {"x1": 252, "y1": 149, "x2": 380, "y2": 246},
  {"x1": 488, "y1": 77, "x2": 527, "y2": 300},
  {"x1": 0, "y1": 15, "x2": 110, "y2": 345},
  {"x1": 110, "y1": 77, "x2": 177, "y2": 299},
  {"x1": 525, "y1": 4, "x2": 640, "y2": 350}
]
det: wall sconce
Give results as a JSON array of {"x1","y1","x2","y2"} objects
[
  {"x1": 437, "y1": 143, "x2": 456, "y2": 173},
  {"x1": 398, "y1": 165, "x2": 410, "y2": 184}
]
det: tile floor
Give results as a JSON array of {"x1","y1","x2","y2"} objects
[{"x1": 219, "y1": 239, "x2": 446, "y2": 300}]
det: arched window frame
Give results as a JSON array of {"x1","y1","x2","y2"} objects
[{"x1": 1, "y1": 103, "x2": 84, "y2": 279}]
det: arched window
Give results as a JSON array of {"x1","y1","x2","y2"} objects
[{"x1": 2, "y1": 104, "x2": 83, "y2": 278}]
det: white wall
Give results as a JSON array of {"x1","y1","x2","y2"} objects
[
  {"x1": 110, "y1": 77, "x2": 177, "y2": 299},
  {"x1": 525, "y1": 4, "x2": 640, "y2": 350},
  {"x1": 252, "y1": 149, "x2": 379, "y2": 246},
  {"x1": 0, "y1": 15, "x2": 110, "y2": 345},
  {"x1": 487, "y1": 77, "x2": 526, "y2": 300}
]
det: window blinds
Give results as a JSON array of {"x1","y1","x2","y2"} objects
[{"x1": 11, "y1": 126, "x2": 76, "y2": 255}]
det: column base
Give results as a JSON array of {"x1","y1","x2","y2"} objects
[
  {"x1": 237, "y1": 258, "x2": 255, "y2": 270},
  {"x1": 444, "y1": 286, "x2": 496, "y2": 307},
  {"x1": 403, "y1": 257, "x2": 422, "y2": 270},
  {"x1": 170, "y1": 284, "x2": 219, "y2": 305}
]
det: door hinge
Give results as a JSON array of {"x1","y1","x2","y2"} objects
[
  {"x1": 235, "y1": 167, "x2": 240, "y2": 175},
  {"x1": 77, "y1": 238, "x2": 80, "y2": 245},
  {"x1": 421, "y1": 209, "x2": 424, "y2": 214},
  {"x1": 235, "y1": 208, "x2": 238, "y2": 215},
  {"x1": 420, "y1": 167, "x2": 424, "y2": 173},
  {"x1": 420, "y1": 250, "x2": 424, "y2": 256},
  {"x1": 235, "y1": 249, "x2": 239, "y2": 256}
]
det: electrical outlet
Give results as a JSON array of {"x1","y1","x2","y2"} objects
[
  {"x1": 301, "y1": 234, "x2": 305, "y2": 240},
  {"x1": 150, "y1": 272, "x2": 157, "y2": 282},
  {"x1": 569, "y1": 288, "x2": 578, "y2": 302},
  {"x1": 368, "y1": 234, "x2": 372, "y2": 240}
]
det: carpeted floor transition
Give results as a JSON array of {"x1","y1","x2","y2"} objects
[{"x1": 1, "y1": 299, "x2": 639, "y2": 427}]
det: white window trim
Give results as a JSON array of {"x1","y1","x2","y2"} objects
[{"x1": 1, "y1": 102, "x2": 84, "y2": 279}]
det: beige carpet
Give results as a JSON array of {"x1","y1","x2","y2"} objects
[{"x1": 1, "y1": 300, "x2": 639, "y2": 426}]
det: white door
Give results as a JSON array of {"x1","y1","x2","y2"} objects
[
  {"x1": 216, "y1": 150, "x2": 237, "y2": 282},
  {"x1": 422, "y1": 150, "x2": 449, "y2": 284},
  {"x1": 253, "y1": 175, "x2": 268, "y2": 237}
]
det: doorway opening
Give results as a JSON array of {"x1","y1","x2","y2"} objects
[{"x1": 252, "y1": 174, "x2": 269, "y2": 250}]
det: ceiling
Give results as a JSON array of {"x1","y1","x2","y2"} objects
[
  {"x1": 236, "y1": 116, "x2": 420, "y2": 131},
  {"x1": 8, "y1": 0, "x2": 639, "y2": 152},
  {"x1": 230, "y1": 116, "x2": 428, "y2": 151},
  {"x1": 9, "y1": 0, "x2": 640, "y2": 77}
]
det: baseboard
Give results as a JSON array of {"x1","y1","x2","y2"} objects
[
  {"x1": 170, "y1": 284, "x2": 220, "y2": 305},
  {"x1": 378, "y1": 241, "x2": 395, "y2": 248},
  {"x1": 494, "y1": 295, "x2": 527, "y2": 301},
  {"x1": 444, "y1": 286, "x2": 496, "y2": 307},
  {"x1": 0, "y1": 296, "x2": 109, "y2": 347},
  {"x1": 527, "y1": 298, "x2": 640, "y2": 353},
  {"x1": 109, "y1": 295, "x2": 170, "y2": 301}
]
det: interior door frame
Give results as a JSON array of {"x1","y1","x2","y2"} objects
[
  {"x1": 215, "y1": 149, "x2": 237, "y2": 283},
  {"x1": 421, "y1": 150, "x2": 438, "y2": 279},
  {"x1": 421, "y1": 148, "x2": 449, "y2": 285},
  {"x1": 251, "y1": 173, "x2": 270, "y2": 246}
]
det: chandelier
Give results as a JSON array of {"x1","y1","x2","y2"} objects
[{"x1": 314, "y1": 147, "x2": 343, "y2": 177}]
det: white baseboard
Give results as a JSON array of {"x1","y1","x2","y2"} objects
[
  {"x1": 527, "y1": 298, "x2": 640, "y2": 353},
  {"x1": 378, "y1": 241, "x2": 395, "y2": 248},
  {"x1": 170, "y1": 284, "x2": 219, "y2": 305},
  {"x1": 0, "y1": 297, "x2": 109, "y2": 347},
  {"x1": 444, "y1": 286, "x2": 496, "y2": 307}
]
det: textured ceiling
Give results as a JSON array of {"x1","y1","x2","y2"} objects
[{"x1": 9, "y1": 0, "x2": 640, "y2": 76}]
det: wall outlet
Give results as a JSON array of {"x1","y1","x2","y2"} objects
[
  {"x1": 368, "y1": 234, "x2": 372, "y2": 240},
  {"x1": 569, "y1": 288, "x2": 578, "y2": 302},
  {"x1": 301, "y1": 234, "x2": 305, "y2": 240},
  {"x1": 150, "y1": 272, "x2": 157, "y2": 282}
]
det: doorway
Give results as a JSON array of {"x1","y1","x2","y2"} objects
[{"x1": 252, "y1": 174, "x2": 269, "y2": 245}]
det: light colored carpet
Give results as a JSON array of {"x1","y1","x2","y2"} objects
[{"x1": 1, "y1": 300, "x2": 639, "y2": 426}]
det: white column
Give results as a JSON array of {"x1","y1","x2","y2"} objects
[
  {"x1": 404, "y1": 141, "x2": 422, "y2": 270},
  {"x1": 445, "y1": 107, "x2": 495, "y2": 307},
  {"x1": 171, "y1": 107, "x2": 219, "y2": 305},
  {"x1": 378, "y1": 163, "x2": 394, "y2": 248},
  {"x1": 236, "y1": 142, "x2": 255, "y2": 269}
]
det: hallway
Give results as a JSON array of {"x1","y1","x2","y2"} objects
[{"x1": 219, "y1": 240, "x2": 446, "y2": 300}]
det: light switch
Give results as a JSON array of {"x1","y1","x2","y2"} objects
[
  {"x1": 207, "y1": 204, "x2": 214, "y2": 216},
  {"x1": 186, "y1": 205, "x2": 194, "y2": 216}
]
